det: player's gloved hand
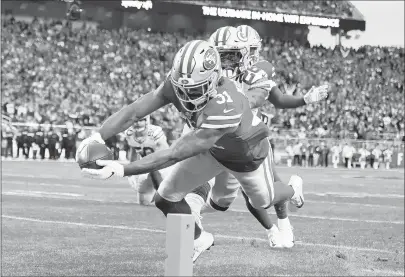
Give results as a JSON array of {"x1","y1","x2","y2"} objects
[
  {"x1": 81, "y1": 160, "x2": 124, "y2": 180},
  {"x1": 75, "y1": 132, "x2": 105, "y2": 162},
  {"x1": 303, "y1": 84, "x2": 329, "y2": 104}
]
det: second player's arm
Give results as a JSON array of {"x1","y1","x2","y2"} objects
[
  {"x1": 247, "y1": 86, "x2": 305, "y2": 110},
  {"x1": 123, "y1": 127, "x2": 233, "y2": 176},
  {"x1": 98, "y1": 82, "x2": 170, "y2": 141}
]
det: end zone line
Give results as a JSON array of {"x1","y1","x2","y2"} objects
[{"x1": 2, "y1": 215, "x2": 403, "y2": 255}]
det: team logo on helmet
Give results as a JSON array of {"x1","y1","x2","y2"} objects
[
  {"x1": 236, "y1": 30, "x2": 249, "y2": 42},
  {"x1": 203, "y1": 48, "x2": 217, "y2": 70}
]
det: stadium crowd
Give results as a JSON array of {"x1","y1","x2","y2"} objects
[{"x1": 1, "y1": 16, "x2": 404, "y2": 161}]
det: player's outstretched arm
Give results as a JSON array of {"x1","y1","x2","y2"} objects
[
  {"x1": 122, "y1": 127, "x2": 233, "y2": 176},
  {"x1": 81, "y1": 127, "x2": 234, "y2": 180},
  {"x1": 268, "y1": 85, "x2": 329, "y2": 109},
  {"x1": 99, "y1": 82, "x2": 170, "y2": 141}
]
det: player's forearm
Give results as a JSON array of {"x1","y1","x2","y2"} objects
[
  {"x1": 99, "y1": 105, "x2": 140, "y2": 141},
  {"x1": 268, "y1": 87, "x2": 305, "y2": 109},
  {"x1": 123, "y1": 148, "x2": 177, "y2": 176},
  {"x1": 123, "y1": 130, "x2": 219, "y2": 176}
]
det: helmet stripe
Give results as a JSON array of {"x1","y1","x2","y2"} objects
[
  {"x1": 215, "y1": 28, "x2": 222, "y2": 46},
  {"x1": 187, "y1": 40, "x2": 203, "y2": 75},
  {"x1": 222, "y1": 26, "x2": 230, "y2": 46},
  {"x1": 179, "y1": 41, "x2": 194, "y2": 76},
  {"x1": 181, "y1": 40, "x2": 201, "y2": 76}
]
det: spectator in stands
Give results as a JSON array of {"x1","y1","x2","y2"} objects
[
  {"x1": 285, "y1": 142, "x2": 294, "y2": 167},
  {"x1": 330, "y1": 143, "x2": 340, "y2": 168},
  {"x1": 357, "y1": 143, "x2": 369, "y2": 169},
  {"x1": 292, "y1": 141, "x2": 302, "y2": 166},
  {"x1": 383, "y1": 146, "x2": 393, "y2": 170},
  {"x1": 301, "y1": 141, "x2": 307, "y2": 167},
  {"x1": 342, "y1": 142, "x2": 355, "y2": 169},
  {"x1": 372, "y1": 144, "x2": 382, "y2": 169},
  {"x1": 47, "y1": 129, "x2": 60, "y2": 160},
  {"x1": 307, "y1": 142, "x2": 314, "y2": 167}
]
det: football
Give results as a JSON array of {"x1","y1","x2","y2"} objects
[{"x1": 77, "y1": 142, "x2": 114, "y2": 169}]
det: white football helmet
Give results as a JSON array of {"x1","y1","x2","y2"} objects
[
  {"x1": 209, "y1": 26, "x2": 250, "y2": 77},
  {"x1": 236, "y1": 25, "x2": 262, "y2": 66},
  {"x1": 171, "y1": 40, "x2": 221, "y2": 113},
  {"x1": 132, "y1": 115, "x2": 150, "y2": 132}
]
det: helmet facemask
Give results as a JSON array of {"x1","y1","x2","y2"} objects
[
  {"x1": 248, "y1": 45, "x2": 261, "y2": 66},
  {"x1": 218, "y1": 49, "x2": 243, "y2": 78},
  {"x1": 171, "y1": 71, "x2": 219, "y2": 114},
  {"x1": 132, "y1": 116, "x2": 150, "y2": 139}
]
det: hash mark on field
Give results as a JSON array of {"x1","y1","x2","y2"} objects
[{"x1": 3, "y1": 215, "x2": 403, "y2": 255}]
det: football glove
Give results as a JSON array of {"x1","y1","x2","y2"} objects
[
  {"x1": 81, "y1": 160, "x2": 124, "y2": 180},
  {"x1": 303, "y1": 84, "x2": 329, "y2": 104},
  {"x1": 75, "y1": 132, "x2": 105, "y2": 162}
]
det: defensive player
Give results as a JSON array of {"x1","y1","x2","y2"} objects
[
  {"x1": 78, "y1": 40, "x2": 304, "y2": 261},
  {"x1": 124, "y1": 115, "x2": 168, "y2": 205},
  {"x1": 184, "y1": 25, "x2": 328, "y2": 248}
]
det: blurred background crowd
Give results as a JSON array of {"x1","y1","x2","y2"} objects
[{"x1": 1, "y1": 0, "x2": 404, "y2": 167}]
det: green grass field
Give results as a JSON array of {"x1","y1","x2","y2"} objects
[{"x1": 1, "y1": 160, "x2": 404, "y2": 276}]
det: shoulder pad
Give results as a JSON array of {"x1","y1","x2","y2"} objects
[{"x1": 253, "y1": 60, "x2": 276, "y2": 78}]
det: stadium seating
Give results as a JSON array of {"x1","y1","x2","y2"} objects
[{"x1": 1, "y1": 17, "x2": 404, "y2": 141}]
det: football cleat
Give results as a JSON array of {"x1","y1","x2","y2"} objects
[
  {"x1": 193, "y1": 231, "x2": 214, "y2": 263},
  {"x1": 288, "y1": 175, "x2": 304, "y2": 212},
  {"x1": 266, "y1": 225, "x2": 285, "y2": 248}
]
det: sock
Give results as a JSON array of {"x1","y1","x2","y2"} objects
[
  {"x1": 190, "y1": 182, "x2": 211, "y2": 202},
  {"x1": 154, "y1": 193, "x2": 202, "y2": 239},
  {"x1": 241, "y1": 190, "x2": 273, "y2": 230},
  {"x1": 277, "y1": 217, "x2": 291, "y2": 230},
  {"x1": 185, "y1": 193, "x2": 205, "y2": 215},
  {"x1": 274, "y1": 201, "x2": 288, "y2": 219}
]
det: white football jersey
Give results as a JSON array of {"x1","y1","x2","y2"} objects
[{"x1": 125, "y1": 124, "x2": 167, "y2": 157}]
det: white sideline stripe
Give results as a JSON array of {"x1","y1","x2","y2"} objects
[
  {"x1": 3, "y1": 159, "x2": 404, "y2": 173},
  {"x1": 361, "y1": 269, "x2": 405, "y2": 276},
  {"x1": 306, "y1": 191, "x2": 404, "y2": 199},
  {"x1": 3, "y1": 191, "x2": 403, "y2": 225},
  {"x1": 304, "y1": 200, "x2": 402, "y2": 209},
  {"x1": 229, "y1": 208, "x2": 404, "y2": 225},
  {"x1": 4, "y1": 190, "x2": 83, "y2": 197},
  {"x1": 3, "y1": 180, "x2": 81, "y2": 188},
  {"x1": 4, "y1": 173, "x2": 403, "y2": 200},
  {"x1": 3, "y1": 215, "x2": 403, "y2": 255}
]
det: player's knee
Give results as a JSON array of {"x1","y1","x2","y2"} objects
[
  {"x1": 154, "y1": 193, "x2": 191, "y2": 216},
  {"x1": 154, "y1": 193, "x2": 172, "y2": 215},
  {"x1": 209, "y1": 197, "x2": 230, "y2": 212}
]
